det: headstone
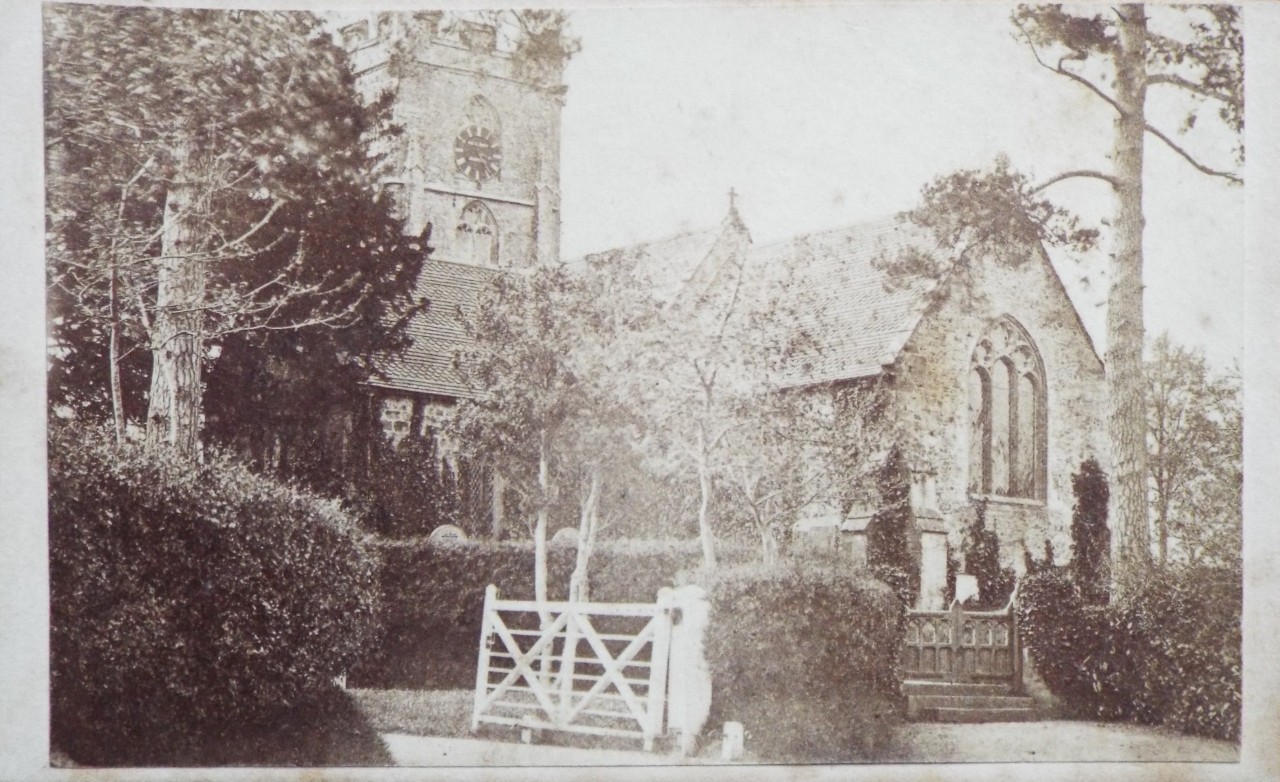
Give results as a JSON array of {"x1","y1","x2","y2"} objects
[
  {"x1": 955, "y1": 573, "x2": 980, "y2": 606},
  {"x1": 429, "y1": 524, "x2": 468, "y2": 543},
  {"x1": 549, "y1": 527, "x2": 579, "y2": 548}
]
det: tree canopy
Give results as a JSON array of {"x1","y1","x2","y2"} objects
[
  {"x1": 45, "y1": 6, "x2": 426, "y2": 458},
  {"x1": 1146, "y1": 333, "x2": 1241, "y2": 568}
]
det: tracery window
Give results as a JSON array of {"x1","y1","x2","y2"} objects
[
  {"x1": 456, "y1": 200, "x2": 500, "y2": 266},
  {"x1": 969, "y1": 317, "x2": 1046, "y2": 500}
]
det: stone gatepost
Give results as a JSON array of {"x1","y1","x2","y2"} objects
[
  {"x1": 917, "y1": 520, "x2": 949, "y2": 610},
  {"x1": 664, "y1": 585, "x2": 711, "y2": 755},
  {"x1": 912, "y1": 470, "x2": 948, "y2": 611}
]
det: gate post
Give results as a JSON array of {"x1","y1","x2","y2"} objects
[
  {"x1": 557, "y1": 603, "x2": 580, "y2": 728},
  {"x1": 643, "y1": 589, "x2": 675, "y2": 751},
  {"x1": 1010, "y1": 596, "x2": 1024, "y2": 694},
  {"x1": 472, "y1": 584, "x2": 498, "y2": 732},
  {"x1": 950, "y1": 598, "x2": 965, "y2": 682},
  {"x1": 665, "y1": 585, "x2": 711, "y2": 755}
]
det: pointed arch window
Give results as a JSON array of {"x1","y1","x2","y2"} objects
[
  {"x1": 456, "y1": 200, "x2": 499, "y2": 266},
  {"x1": 968, "y1": 317, "x2": 1046, "y2": 500}
]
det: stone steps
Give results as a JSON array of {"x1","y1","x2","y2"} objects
[{"x1": 903, "y1": 680, "x2": 1038, "y2": 723}]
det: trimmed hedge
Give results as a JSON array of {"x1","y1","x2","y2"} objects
[
  {"x1": 349, "y1": 538, "x2": 751, "y2": 689},
  {"x1": 49, "y1": 423, "x2": 388, "y2": 766},
  {"x1": 689, "y1": 562, "x2": 905, "y2": 762},
  {"x1": 1018, "y1": 565, "x2": 1241, "y2": 741}
]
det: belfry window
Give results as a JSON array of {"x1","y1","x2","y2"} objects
[
  {"x1": 456, "y1": 200, "x2": 499, "y2": 266},
  {"x1": 969, "y1": 317, "x2": 1046, "y2": 500}
]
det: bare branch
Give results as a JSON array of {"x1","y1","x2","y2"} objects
[
  {"x1": 1032, "y1": 169, "x2": 1121, "y2": 193},
  {"x1": 213, "y1": 198, "x2": 286, "y2": 255},
  {"x1": 1145, "y1": 72, "x2": 1234, "y2": 105},
  {"x1": 1144, "y1": 120, "x2": 1242, "y2": 184},
  {"x1": 1015, "y1": 15, "x2": 1124, "y2": 117}
]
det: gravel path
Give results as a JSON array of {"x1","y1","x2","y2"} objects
[
  {"x1": 383, "y1": 721, "x2": 1237, "y2": 766},
  {"x1": 382, "y1": 732, "x2": 688, "y2": 766},
  {"x1": 883, "y1": 720, "x2": 1239, "y2": 763}
]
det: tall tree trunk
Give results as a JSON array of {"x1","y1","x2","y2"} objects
[
  {"x1": 695, "y1": 424, "x2": 718, "y2": 570},
  {"x1": 569, "y1": 467, "x2": 601, "y2": 602},
  {"x1": 108, "y1": 259, "x2": 125, "y2": 447},
  {"x1": 1106, "y1": 4, "x2": 1153, "y2": 595},
  {"x1": 146, "y1": 147, "x2": 206, "y2": 459},
  {"x1": 534, "y1": 431, "x2": 550, "y2": 611}
]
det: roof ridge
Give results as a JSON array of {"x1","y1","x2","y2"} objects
[
  {"x1": 750, "y1": 212, "x2": 907, "y2": 252},
  {"x1": 571, "y1": 224, "x2": 723, "y2": 264}
]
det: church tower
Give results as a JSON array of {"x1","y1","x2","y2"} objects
[{"x1": 340, "y1": 11, "x2": 564, "y2": 267}]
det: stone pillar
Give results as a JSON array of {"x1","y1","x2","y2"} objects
[
  {"x1": 918, "y1": 526, "x2": 949, "y2": 610},
  {"x1": 665, "y1": 585, "x2": 711, "y2": 755}
]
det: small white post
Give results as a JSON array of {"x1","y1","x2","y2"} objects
[{"x1": 721, "y1": 721, "x2": 745, "y2": 761}]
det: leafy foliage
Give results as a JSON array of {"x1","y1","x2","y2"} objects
[
  {"x1": 692, "y1": 562, "x2": 905, "y2": 762},
  {"x1": 48, "y1": 423, "x2": 384, "y2": 765},
  {"x1": 875, "y1": 155, "x2": 1098, "y2": 290},
  {"x1": 1018, "y1": 563, "x2": 1241, "y2": 741},
  {"x1": 45, "y1": 5, "x2": 425, "y2": 453},
  {"x1": 961, "y1": 499, "x2": 1016, "y2": 609},
  {"x1": 1146, "y1": 333, "x2": 1241, "y2": 567},
  {"x1": 345, "y1": 430, "x2": 464, "y2": 539},
  {"x1": 1070, "y1": 458, "x2": 1111, "y2": 604},
  {"x1": 865, "y1": 446, "x2": 920, "y2": 605}
]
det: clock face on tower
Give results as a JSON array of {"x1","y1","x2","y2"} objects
[{"x1": 454, "y1": 124, "x2": 501, "y2": 183}]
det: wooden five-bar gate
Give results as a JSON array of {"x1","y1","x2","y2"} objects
[
  {"x1": 471, "y1": 585, "x2": 675, "y2": 750},
  {"x1": 900, "y1": 593, "x2": 1023, "y2": 687}
]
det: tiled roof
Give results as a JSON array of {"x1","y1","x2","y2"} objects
[
  {"x1": 370, "y1": 259, "x2": 495, "y2": 399},
  {"x1": 576, "y1": 227, "x2": 724, "y2": 303},
  {"x1": 753, "y1": 217, "x2": 937, "y2": 386},
  {"x1": 373, "y1": 215, "x2": 937, "y2": 398}
]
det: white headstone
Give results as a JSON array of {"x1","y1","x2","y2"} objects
[
  {"x1": 955, "y1": 573, "x2": 980, "y2": 606},
  {"x1": 429, "y1": 524, "x2": 468, "y2": 543},
  {"x1": 549, "y1": 527, "x2": 579, "y2": 547}
]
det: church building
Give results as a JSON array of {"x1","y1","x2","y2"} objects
[
  {"x1": 337, "y1": 12, "x2": 1110, "y2": 605},
  {"x1": 579, "y1": 207, "x2": 1109, "y2": 608}
]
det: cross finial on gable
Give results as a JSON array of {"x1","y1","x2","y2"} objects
[{"x1": 722, "y1": 186, "x2": 749, "y2": 239}]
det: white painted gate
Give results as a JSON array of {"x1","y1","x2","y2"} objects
[{"x1": 471, "y1": 584, "x2": 675, "y2": 750}]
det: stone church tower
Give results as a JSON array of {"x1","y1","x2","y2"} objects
[
  {"x1": 334, "y1": 13, "x2": 569, "y2": 535},
  {"x1": 339, "y1": 11, "x2": 564, "y2": 269}
]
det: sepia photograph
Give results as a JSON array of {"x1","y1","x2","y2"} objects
[{"x1": 7, "y1": 0, "x2": 1277, "y2": 777}]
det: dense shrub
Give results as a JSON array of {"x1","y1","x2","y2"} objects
[
  {"x1": 1017, "y1": 564, "x2": 1241, "y2": 741},
  {"x1": 49, "y1": 423, "x2": 387, "y2": 766},
  {"x1": 691, "y1": 562, "x2": 905, "y2": 762},
  {"x1": 349, "y1": 538, "x2": 750, "y2": 689},
  {"x1": 1070, "y1": 458, "x2": 1111, "y2": 604},
  {"x1": 347, "y1": 431, "x2": 464, "y2": 539},
  {"x1": 961, "y1": 499, "x2": 1015, "y2": 609},
  {"x1": 1016, "y1": 570, "x2": 1139, "y2": 720},
  {"x1": 865, "y1": 446, "x2": 920, "y2": 605}
]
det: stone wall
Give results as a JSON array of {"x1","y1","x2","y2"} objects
[{"x1": 891, "y1": 247, "x2": 1109, "y2": 571}]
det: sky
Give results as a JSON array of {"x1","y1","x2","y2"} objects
[{"x1": 556, "y1": 4, "x2": 1244, "y2": 370}]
